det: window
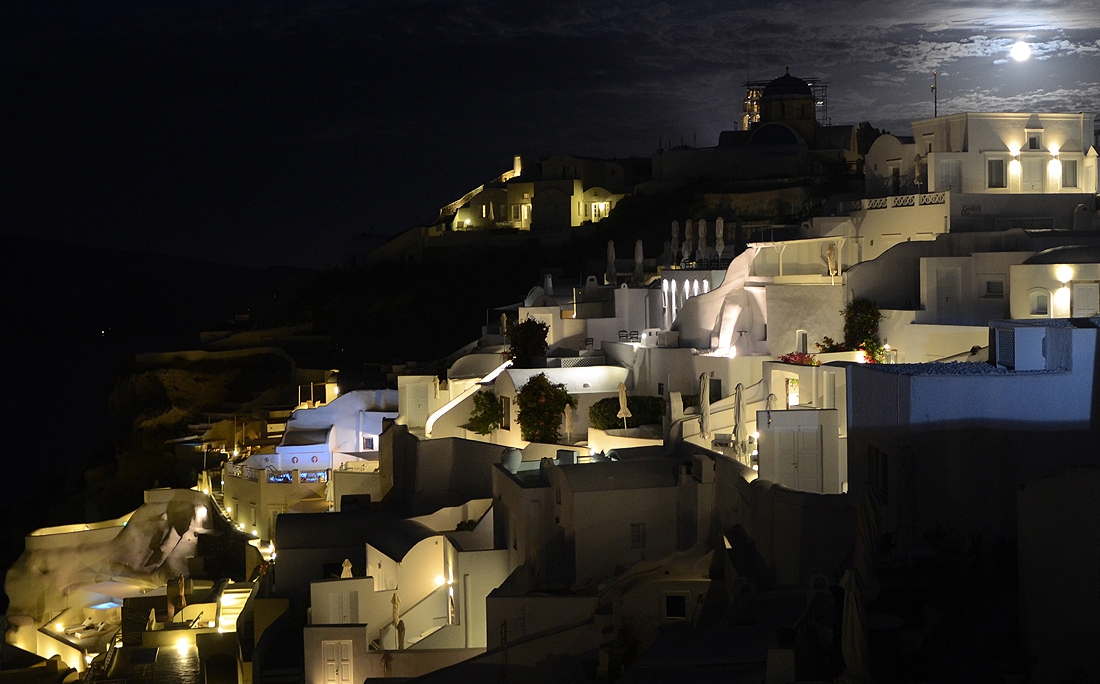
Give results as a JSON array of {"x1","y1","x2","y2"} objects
[
  {"x1": 663, "y1": 594, "x2": 687, "y2": 620},
  {"x1": 1027, "y1": 132, "x2": 1042, "y2": 150},
  {"x1": 521, "y1": 205, "x2": 529, "y2": 221},
  {"x1": 984, "y1": 281, "x2": 1004, "y2": 298},
  {"x1": 795, "y1": 329, "x2": 809, "y2": 353},
  {"x1": 500, "y1": 396, "x2": 510, "y2": 430},
  {"x1": 481, "y1": 205, "x2": 487, "y2": 218},
  {"x1": 511, "y1": 205, "x2": 519, "y2": 220},
  {"x1": 362, "y1": 435, "x2": 375, "y2": 451},
  {"x1": 1063, "y1": 159, "x2": 1078, "y2": 188},
  {"x1": 1029, "y1": 288, "x2": 1050, "y2": 317},
  {"x1": 630, "y1": 523, "x2": 646, "y2": 549},
  {"x1": 987, "y1": 159, "x2": 1006, "y2": 188}
]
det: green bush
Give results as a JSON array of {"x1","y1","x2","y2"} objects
[
  {"x1": 468, "y1": 390, "x2": 504, "y2": 435},
  {"x1": 507, "y1": 318, "x2": 549, "y2": 367},
  {"x1": 815, "y1": 298, "x2": 884, "y2": 363},
  {"x1": 589, "y1": 395, "x2": 666, "y2": 430},
  {"x1": 516, "y1": 373, "x2": 577, "y2": 444}
]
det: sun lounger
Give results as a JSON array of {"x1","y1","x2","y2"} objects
[
  {"x1": 74, "y1": 622, "x2": 107, "y2": 639},
  {"x1": 63, "y1": 617, "x2": 94, "y2": 635}
]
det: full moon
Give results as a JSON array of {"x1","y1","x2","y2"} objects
[{"x1": 1010, "y1": 41, "x2": 1032, "y2": 61}]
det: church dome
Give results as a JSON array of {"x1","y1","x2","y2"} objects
[
  {"x1": 762, "y1": 70, "x2": 812, "y2": 98},
  {"x1": 1023, "y1": 245, "x2": 1100, "y2": 265}
]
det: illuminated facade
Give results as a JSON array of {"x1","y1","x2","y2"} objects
[{"x1": 866, "y1": 112, "x2": 1099, "y2": 197}]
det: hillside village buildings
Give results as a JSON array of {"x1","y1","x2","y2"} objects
[{"x1": 6, "y1": 70, "x2": 1100, "y2": 683}]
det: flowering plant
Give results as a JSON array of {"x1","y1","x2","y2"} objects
[{"x1": 776, "y1": 351, "x2": 820, "y2": 366}]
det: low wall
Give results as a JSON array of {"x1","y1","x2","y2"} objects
[{"x1": 715, "y1": 457, "x2": 855, "y2": 587}]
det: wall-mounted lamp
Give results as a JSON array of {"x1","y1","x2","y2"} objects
[
  {"x1": 1049, "y1": 143, "x2": 1060, "y2": 158},
  {"x1": 1056, "y1": 264, "x2": 1074, "y2": 284}
]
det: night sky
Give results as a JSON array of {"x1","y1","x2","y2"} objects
[{"x1": 4, "y1": 1, "x2": 1099, "y2": 268}]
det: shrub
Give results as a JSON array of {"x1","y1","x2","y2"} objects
[
  {"x1": 589, "y1": 395, "x2": 666, "y2": 430},
  {"x1": 776, "y1": 351, "x2": 819, "y2": 366},
  {"x1": 468, "y1": 390, "x2": 503, "y2": 435},
  {"x1": 515, "y1": 373, "x2": 576, "y2": 444},
  {"x1": 507, "y1": 318, "x2": 549, "y2": 367},
  {"x1": 844, "y1": 298, "x2": 882, "y2": 353},
  {"x1": 814, "y1": 299, "x2": 884, "y2": 363}
]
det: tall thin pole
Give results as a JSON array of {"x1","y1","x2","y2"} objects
[{"x1": 932, "y1": 70, "x2": 938, "y2": 118}]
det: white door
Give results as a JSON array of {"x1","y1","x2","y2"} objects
[
  {"x1": 322, "y1": 640, "x2": 353, "y2": 684},
  {"x1": 797, "y1": 426, "x2": 823, "y2": 492},
  {"x1": 775, "y1": 428, "x2": 798, "y2": 489},
  {"x1": 1022, "y1": 158, "x2": 1044, "y2": 192},
  {"x1": 937, "y1": 267, "x2": 961, "y2": 325},
  {"x1": 1073, "y1": 283, "x2": 1100, "y2": 318},
  {"x1": 409, "y1": 384, "x2": 429, "y2": 428},
  {"x1": 936, "y1": 160, "x2": 961, "y2": 192}
]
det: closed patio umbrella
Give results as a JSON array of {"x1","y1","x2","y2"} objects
[
  {"x1": 616, "y1": 382, "x2": 632, "y2": 430},
  {"x1": 606, "y1": 240, "x2": 617, "y2": 285},
  {"x1": 699, "y1": 372, "x2": 711, "y2": 440},
  {"x1": 733, "y1": 383, "x2": 747, "y2": 463}
]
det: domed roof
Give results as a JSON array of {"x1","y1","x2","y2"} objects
[
  {"x1": 1023, "y1": 244, "x2": 1100, "y2": 265},
  {"x1": 750, "y1": 122, "x2": 803, "y2": 146},
  {"x1": 762, "y1": 69, "x2": 812, "y2": 98}
]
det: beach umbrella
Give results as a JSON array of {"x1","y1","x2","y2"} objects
[
  {"x1": 616, "y1": 382, "x2": 632, "y2": 429},
  {"x1": 564, "y1": 404, "x2": 574, "y2": 443},
  {"x1": 671, "y1": 221, "x2": 680, "y2": 261},
  {"x1": 633, "y1": 240, "x2": 645, "y2": 284},
  {"x1": 715, "y1": 217, "x2": 725, "y2": 258},
  {"x1": 699, "y1": 372, "x2": 711, "y2": 439}
]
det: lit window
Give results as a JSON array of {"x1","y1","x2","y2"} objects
[
  {"x1": 630, "y1": 523, "x2": 646, "y2": 549},
  {"x1": 481, "y1": 205, "x2": 487, "y2": 218},
  {"x1": 1062, "y1": 160, "x2": 1078, "y2": 188},
  {"x1": 987, "y1": 159, "x2": 1006, "y2": 188}
]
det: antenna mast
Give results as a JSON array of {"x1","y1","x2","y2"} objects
[{"x1": 932, "y1": 70, "x2": 938, "y2": 118}]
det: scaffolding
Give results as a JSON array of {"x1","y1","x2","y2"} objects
[{"x1": 742, "y1": 77, "x2": 829, "y2": 129}]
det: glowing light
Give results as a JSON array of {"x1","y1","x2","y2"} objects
[
  {"x1": 751, "y1": 464, "x2": 759, "y2": 471},
  {"x1": 1048, "y1": 142, "x2": 1060, "y2": 157},
  {"x1": 1054, "y1": 286, "x2": 1072, "y2": 315},
  {"x1": 1007, "y1": 142, "x2": 1021, "y2": 157},
  {"x1": 175, "y1": 637, "x2": 190, "y2": 655},
  {"x1": 435, "y1": 576, "x2": 446, "y2": 587},
  {"x1": 54, "y1": 623, "x2": 64, "y2": 632},
  {"x1": 196, "y1": 507, "x2": 207, "y2": 523},
  {"x1": 1056, "y1": 264, "x2": 1074, "y2": 284},
  {"x1": 1010, "y1": 41, "x2": 1031, "y2": 61},
  {"x1": 752, "y1": 431, "x2": 759, "y2": 440}
]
